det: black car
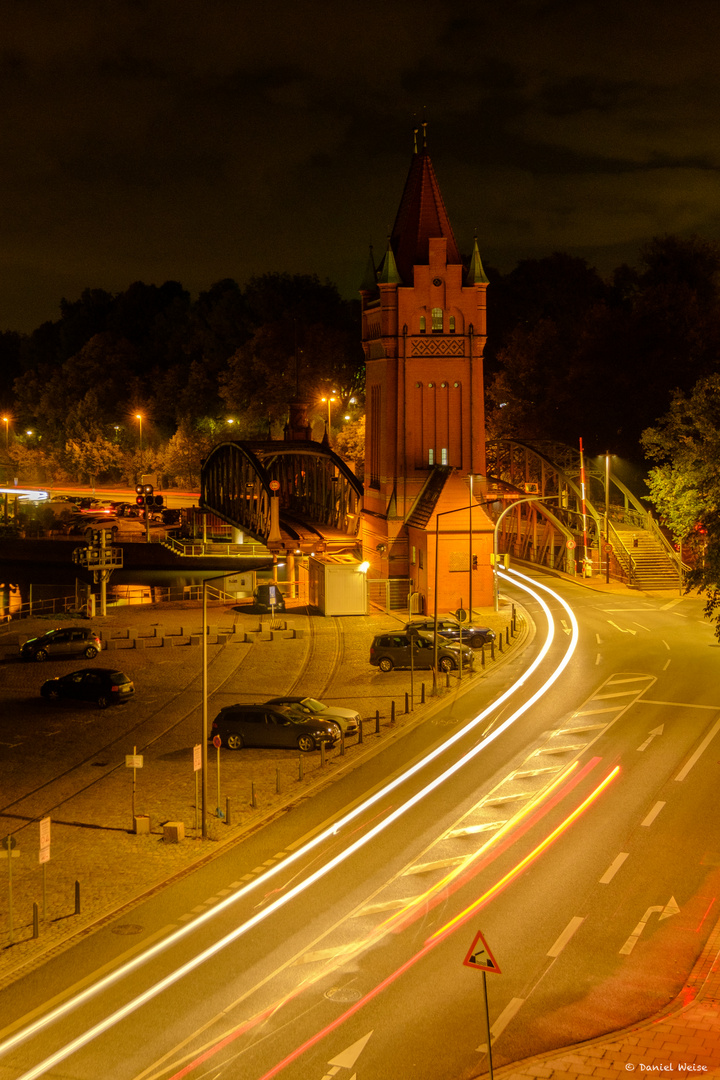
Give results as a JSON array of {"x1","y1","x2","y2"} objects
[
  {"x1": 41, "y1": 668, "x2": 135, "y2": 708},
  {"x1": 211, "y1": 703, "x2": 338, "y2": 752},
  {"x1": 21, "y1": 626, "x2": 102, "y2": 662},
  {"x1": 253, "y1": 583, "x2": 286, "y2": 612},
  {"x1": 405, "y1": 618, "x2": 496, "y2": 648}
]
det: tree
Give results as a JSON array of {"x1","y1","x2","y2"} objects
[{"x1": 642, "y1": 374, "x2": 720, "y2": 637}]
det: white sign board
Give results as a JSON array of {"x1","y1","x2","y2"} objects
[
  {"x1": 39, "y1": 816, "x2": 51, "y2": 849},
  {"x1": 193, "y1": 744, "x2": 202, "y2": 772},
  {"x1": 125, "y1": 755, "x2": 144, "y2": 769}
]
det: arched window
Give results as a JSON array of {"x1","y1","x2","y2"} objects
[
  {"x1": 431, "y1": 308, "x2": 443, "y2": 332},
  {"x1": 449, "y1": 315, "x2": 455, "y2": 333},
  {"x1": 419, "y1": 315, "x2": 426, "y2": 334}
]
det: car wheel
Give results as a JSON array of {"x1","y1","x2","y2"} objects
[
  {"x1": 297, "y1": 734, "x2": 315, "y2": 753},
  {"x1": 470, "y1": 635, "x2": 486, "y2": 649},
  {"x1": 227, "y1": 733, "x2": 243, "y2": 750},
  {"x1": 85, "y1": 646, "x2": 98, "y2": 659},
  {"x1": 439, "y1": 656, "x2": 456, "y2": 672},
  {"x1": 35, "y1": 649, "x2": 48, "y2": 662},
  {"x1": 378, "y1": 657, "x2": 394, "y2": 672},
  {"x1": 97, "y1": 695, "x2": 110, "y2": 708}
]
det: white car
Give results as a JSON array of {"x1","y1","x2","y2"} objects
[{"x1": 265, "y1": 696, "x2": 360, "y2": 736}]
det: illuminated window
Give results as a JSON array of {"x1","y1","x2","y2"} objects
[
  {"x1": 411, "y1": 546, "x2": 416, "y2": 565},
  {"x1": 440, "y1": 448, "x2": 448, "y2": 464},
  {"x1": 432, "y1": 308, "x2": 443, "y2": 332},
  {"x1": 419, "y1": 316, "x2": 426, "y2": 334},
  {"x1": 428, "y1": 448, "x2": 434, "y2": 466},
  {"x1": 419, "y1": 549, "x2": 424, "y2": 569}
]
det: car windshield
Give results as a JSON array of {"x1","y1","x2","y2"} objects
[{"x1": 300, "y1": 698, "x2": 325, "y2": 713}]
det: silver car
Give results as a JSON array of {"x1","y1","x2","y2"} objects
[{"x1": 265, "y1": 696, "x2": 360, "y2": 736}]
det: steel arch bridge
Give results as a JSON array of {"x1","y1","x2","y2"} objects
[
  {"x1": 485, "y1": 438, "x2": 680, "y2": 582},
  {"x1": 201, "y1": 440, "x2": 363, "y2": 553}
]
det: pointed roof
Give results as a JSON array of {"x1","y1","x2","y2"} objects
[
  {"x1": 376, "y1": 237, "x2": 403, "y2": 285},
  {"x1": 390, "y1": 131, "x2": 462, "y2": 285},
  {"x1": 467, "y1": 237, "x2": 489, "y2": 285}
]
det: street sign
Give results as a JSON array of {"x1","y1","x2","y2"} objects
[
  {"x1": 39, "y1": 847, "x2": 50, "y2": 865},
  {"x1": 269, "y1": 480, "x2": 280, "y2": 491},
  {"x1": 1, "y1": 835, "x2": 17, "y2": 850},
  {"x1": 463, "y1": 929, "x2": 501, "y2": 974},
  {"x1": 454, "y1": 608, "x2": 468, "y2": 623},
  {"x1": 193, "y1": 743, "x2": 202, "y2": 771},
  {"x1": 212, "y1": 735, "x2": 222, "y2": 749},
  {"x1": 566, "y1": 539, "x2": 576, "y2": 549},
  {"x1": 39, "y1": 816, "x2": 51, "y2": 849},
  {"x1": 125, "y1": 754, "x2": 143, "y2": 768}
]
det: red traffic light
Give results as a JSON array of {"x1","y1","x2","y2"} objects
[{"x1": 136, "y1": 495, "x2": 145, "y2": 506}]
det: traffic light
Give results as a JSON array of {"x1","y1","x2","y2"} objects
[
  {"x1": 135, "y1": 483, "x2": 145, "y2": 507},
  {"x1": 136, "y1": 494, "x2": 146, "y2": 507}
]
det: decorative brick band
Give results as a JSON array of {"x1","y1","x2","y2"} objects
[{"x1": 411, "y1": 339, "x2": 465, "y2": 357}]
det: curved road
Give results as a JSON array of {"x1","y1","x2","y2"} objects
[{"x1": 1, "y1": 568, "x2": 719, "y2": 1080}]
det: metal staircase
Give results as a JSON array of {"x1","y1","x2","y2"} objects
[{"x1": 613, "y1": 528, "x2": 681, "y2": 590}]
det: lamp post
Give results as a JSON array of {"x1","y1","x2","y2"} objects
[
  {"x1": 321, "y1": 394, "x2": 338, "y2": 440},
  {"x1": 433, "y1": 499, "x2": 492, "y2": 688},
  {"x1": 493, "y1": 494, "x2": 567, "y2": 611},
  {"x1": 2, "y1": 417, "x2": 8, "y2": 450},
  {"x1": 135, "y1": 413, "x2": 143, "y2": 471},
  {"x1": 605, "y1": 452, "x2": 610, "y2": 584}
]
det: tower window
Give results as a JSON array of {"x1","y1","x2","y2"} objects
[
  {"x1": 440, "y1": 448, "x2": 448, "y2": 465},
  {"x1": 428, "y1": 449, "x2": 434, "y2": 466},
  {"x1": 431, "y1": 308, "x2": 443, "y2": 332},
  {"x1": 449, "y1": 316, "x2": 455, "y2": 333},
  {"x1": 419, "y1": 316, "x2": 426, "y2": 334}
]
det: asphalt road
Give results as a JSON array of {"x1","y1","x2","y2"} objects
[{"x1": 1, "y1": 568, "x2": 719, "y2": 1080}]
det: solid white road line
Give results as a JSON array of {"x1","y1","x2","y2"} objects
[{"x1": 675, "y1": 716, "x2": 720, "y2": 782}]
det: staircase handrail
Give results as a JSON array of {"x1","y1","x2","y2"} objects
[
  {"x1": 608, "y1": 521, "x2": 637, "y2": 585},
  {"x1": 644, "y1": 512, "x2": 688, "y2": 579}
]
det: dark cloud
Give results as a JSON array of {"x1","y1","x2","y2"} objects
[{"x1": 1, "y1": 0, "x2": 719, "y2": 330}]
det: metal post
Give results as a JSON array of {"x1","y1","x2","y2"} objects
[
  {"x1": 276, "y1": 767, "x2": 280, "y2": 792},
  {"x1": 340, "y1": 730, "x2": 345, "y2": 756},
  {"x1": 375, "y1": 709, "x2": 380, "y2": 733},
  {"x1": 298, "y1": 755, "x2": 304, "y2": 781},
  {"x1": 194, "y1": 771, "x2": 199, "y2": 839},
  {"x1": 33, "y1": 902, "x2": 39, "y2": 939},
  {"x1": 216, "y1": 740, "x2": 221, "y2": 817},
  {"x1": 391, "y1": 700, "x2": 396, "y2": 725},
  {"x1": 202, "y1": 580, "x2": 208, "y2": 837},
  {"x1": 74, "y1": 880, "x2": 80, "y2": 914},
  {"x1": 225, "y1": 796, "x2": 231, "y2": 826},
  {"x1": 482, "y1": 970, "x2": 495, "y2": 1080},
  {"x1": 605, "y1": 451, "x2": 610, "y2": 584},
  {"x1": 251, "y1": 781, "x2": 256, "y2": 808},
  {"x1": 320, "y1": 741, "x2": 326, "y2": 767},
  {"x1": 405, "y1": 691, "x2": 409, "y2": 714},
  {"x1": 358, "y1": 718, "x2": 364, "y2": 744}
]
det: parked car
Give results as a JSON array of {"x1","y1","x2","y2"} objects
[
  {"x1": 405, "y1": 617, "x2": 496, "y2": 648},
  {"x1": 41, "y1": 668, "x2": 134, "y2": 707},
  {"x1": 253, "y1": 583, "x2": 286, "y2": 612},
  {"x1": 265, "y1": 696, "x2": 360, "y2": 736},
  {"x1": 369, "y1": 631, "x2": 473, "y2": 672},
  {"x1": 211, "y1": 703, "x2": 339, "y2": 752},
  {"x1": 21, "y1": 627, "x2": 102, "y2": 662}
]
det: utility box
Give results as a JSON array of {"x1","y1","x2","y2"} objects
[
  {"x1": 222, "y1": 570, "x2": 256, "y2": 600},
  {"x1": 308, "y1": 555, "x2": 369, "y2": 616}
]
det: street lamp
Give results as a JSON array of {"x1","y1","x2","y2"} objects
[
  {"x1": 135, "y1": 414, "x2": 143, "y2": 471},
  {"x1": 2, "y1": 417, "x2": 8, "y2": 450},
  {"x1": 321, "y1": 394, "x2": 338, "y2": 439},
  {"x1": 605, "y1": 452, "x2": 611, "y2": 584}
]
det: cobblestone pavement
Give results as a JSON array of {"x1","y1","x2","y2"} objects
[{"x1": 2, "y1": 580, "x2": 720, "y2": 1077}]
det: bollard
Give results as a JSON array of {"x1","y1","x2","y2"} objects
[
  {"x1": 405, "y1": 691, "x2": 409, "y2": 714},
  {"x1": 276, "y1": 767, "x2": 280, "y2": 793},
  {"x1": 75, "y1": 880, "x2": 81, "y2": 915},
  {"x1": 446, "y1": 670, "x2": 450, "y2": 688},
  {"x1": 251, "y1": 781, "x2": 257, "y2": 809},
  {"x1": 33, "y1": 902, "x2": 39, "y2": 939},
  {"x1": 391, "y1": 700, "x2": 396, "y2": 725},
  {"x1": 499, "y1": 635, "x2": 503, "y2": 653},
  {"x1": 491, "y1": 640, "x2": 495, "y2": 661},
  {"x1": 375, "y1": 709, "x2": 380, "y2": 734},
  {"x1": 321, "y1": 740, "x2": 326, "y2": 767},
  {"x1": 298, "y1": 755, "x2": 304, "y2": 781},
  {"x1": 340, "y1": 730, "x2": 345, "y2": 756},
  {"x1": 421, "y1": 682, "x2": 425, "y2": 704},
  {"x1": 506, "y1": 627, "x2": 510, "y2": 645},
  {"x1": 225, "y1": 796, "x2": 232, "y2": 827},
  {"x1": 358, "y1": 718, "x2": 364, "y2": 744},
  {"x1": 481, "y1": 644, "x2": 485, "y2": 668}
]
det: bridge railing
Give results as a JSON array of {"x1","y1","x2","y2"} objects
[{"x1": 161, "y1": 536, "x2": 271, "y2": 558}]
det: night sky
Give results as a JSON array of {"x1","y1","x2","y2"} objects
[{"x1": 3, "y1": 0, "x2": 720, "y2": 333}]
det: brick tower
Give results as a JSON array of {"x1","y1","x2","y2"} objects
[{"x1": 361, "y1": 128, "x2": 495, "y2": 613}]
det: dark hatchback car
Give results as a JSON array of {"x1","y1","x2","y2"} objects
[
  {"x1": 21, "y1": 627, "x2": 102, "y2": 662},
  {"x1": 41, "y1": 668, "x2": 134, "y2": 708},
  {"x1": 253, "y1": 583, "x2": 286, "y2": 612},
  {"x1": 211, "y1": 703, "x2": 338, "y2": 752},
  {"x1": 405, "y1": 617, "x2": 496, "y2": 649}
]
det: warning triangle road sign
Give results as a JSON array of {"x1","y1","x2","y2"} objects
[{"x1": 463, "y1": 929, "x2": 501, "y2": 974}]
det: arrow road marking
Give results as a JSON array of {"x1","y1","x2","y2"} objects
[
  {"x1": 607, "y1": 620, "x2": 637, "y2": 635},
  {"x1": 327, "y1": 1031, "x2": 373, "y2": 1071},
  {"x1": 637, "y1": 725, "x2": 664, "y2": 752},
  {"x1": 620, "y1": 896, "x2": 679, "y2": 954}
]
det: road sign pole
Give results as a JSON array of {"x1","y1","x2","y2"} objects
[
  {"x1": 7, "y1": 845, "x2": 13, "y2": 944},
  {"x1": 482, "y1": 970, "x2": 494, "y2": 1080},
  {"x1": 216, "y1": 741, "x2": 221, "y2": 815}
]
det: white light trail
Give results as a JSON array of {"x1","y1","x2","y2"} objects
[{"x1": 6, "y1": 569, "x2": 578, "y2": 1080}]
